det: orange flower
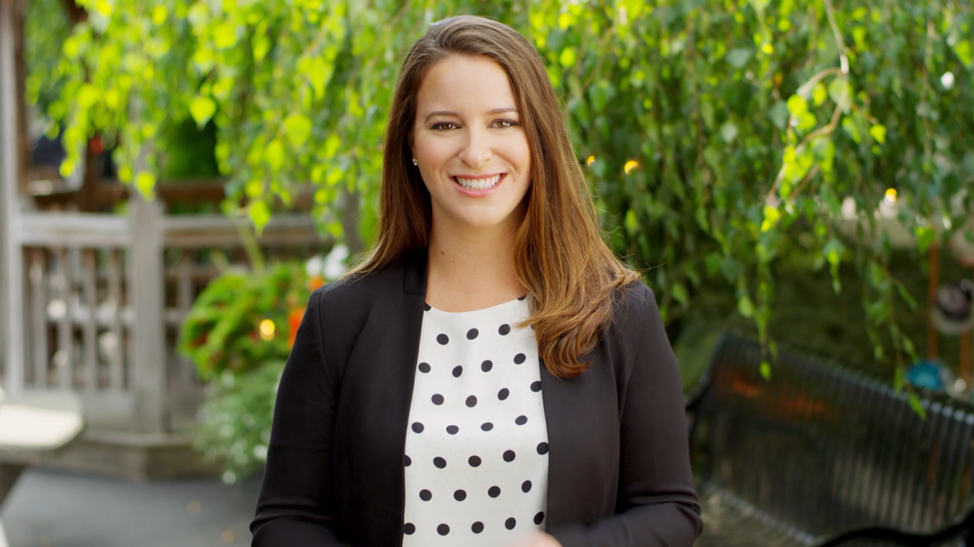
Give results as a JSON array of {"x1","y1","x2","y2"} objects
[
  {"x1": 288, "y1": 308, "x2": 305, "y2": 348},
  {"x1": 309, "y1": 275, "x2": 325, "y2": 292}
]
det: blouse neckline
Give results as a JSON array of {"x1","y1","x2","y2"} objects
[{"x1": 425, "y1": 295, "x2": 529, "y2": 316}]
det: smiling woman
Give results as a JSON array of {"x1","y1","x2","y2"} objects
[{"x1": 251, "y1": 15, "x2": 702, "y2": 547}]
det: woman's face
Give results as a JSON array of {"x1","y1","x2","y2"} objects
[{"x1": 411, "y1": 54, "x2": 532, "y2": 235}]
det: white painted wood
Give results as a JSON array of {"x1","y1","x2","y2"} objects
[
  {"x1": 162, "y1": 214, "x2": 320, "y2": 248},
  {"x1": 0, "y1": 0, "x2": 25, "y2": 396},
  {"x1": 19, "y1": 213, "x2": 131, "y2": 247},
  {"x1": 176, "y1": 254, "x2": 195, "y2": 387},
  {"x1": 129, "y1": 196, "x2": 168, "y2": 434},
  {"x1": 28, "y1": 249, "x2": 45, "y2": 388},
  {"x1": 56, "y1": 248, "x2": 72, "y2": 389},
  {"x1": 83, "y1": 249, "x2": 97, "y2": 391},
  {"x1": 108, "y1": 249, "x2": 124, "y2": 391}
]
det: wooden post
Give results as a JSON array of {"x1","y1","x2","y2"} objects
[
  {"x1": 129, "y1": 194, "x2": 168, "y2": 433},
  {"x1": 0, "y1": 0, "x2": 26, "y2": 396}
]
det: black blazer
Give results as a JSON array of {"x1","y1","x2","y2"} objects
[{"x1": 251, "y1": 249, "x2": 702, "y2": 546}]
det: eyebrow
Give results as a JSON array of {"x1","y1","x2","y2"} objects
[{"x1": 423, "y1": 107, "x2": 519, "y2": 123}]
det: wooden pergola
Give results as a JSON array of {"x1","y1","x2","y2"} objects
[{"x1": 0, "y1": 0, "x2": 325, "y2": 478}]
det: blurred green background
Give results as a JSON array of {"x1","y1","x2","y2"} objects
[{"x1": 21, "y1": 0, "x2": 974, "y2": 477}]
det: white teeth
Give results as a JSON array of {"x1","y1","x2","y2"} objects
[{"x1": 455, "y1": 174, "x2": 501, "y2": 190}]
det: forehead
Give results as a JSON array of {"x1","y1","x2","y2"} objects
[{"x1": 415, "y1": 55, "x2": 517, "y2": 116}]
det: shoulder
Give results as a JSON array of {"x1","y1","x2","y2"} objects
[
  {"x1": 612, "y1": 280, "x2": 658, "y2": 330},
  {"x1": 309, "y1": 260, "x2": 406, "y2": 325},
  {"x1": 601, "y1": 279, "x2": 664, "y2": 359}
]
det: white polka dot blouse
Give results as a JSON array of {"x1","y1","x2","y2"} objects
[{"x1": 402, "y1": 295, "x2": 549, "y2": 545}]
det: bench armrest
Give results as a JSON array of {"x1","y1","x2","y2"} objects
[
  {"x1": 0, "y1": 391, "x2": 84, "y2": 456},
  {"x1": 684, "y1": 378, "x2": 709, "y2": 413},
  {"x1": 816, "y1": 507, "x2": 974, "y2": 547}
]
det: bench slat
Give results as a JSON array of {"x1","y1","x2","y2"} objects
[{"x1": 691, "y1": 333, "x2": 974, "y2": 546}]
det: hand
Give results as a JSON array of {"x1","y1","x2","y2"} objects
[{"x1": 509, "y1": 531, "x2": 563, "y2": 547}]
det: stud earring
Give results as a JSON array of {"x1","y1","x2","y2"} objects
[{"x1": 412, "y1": 158, "x2": 418, "y2": 166}]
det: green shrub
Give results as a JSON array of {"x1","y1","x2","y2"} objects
[{"x1": 178, "y1": 260, "x2": 324, "y2": 479}]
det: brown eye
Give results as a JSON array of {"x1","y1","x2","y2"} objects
[
  {"x1": 494, "y1": 119, "x2": 516, "y2": 128},
  {"x1": 433, "y1": 122, "x2": 458, "y2": 130}
]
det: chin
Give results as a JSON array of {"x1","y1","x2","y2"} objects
[{"x1": 453, "y1": 210, "x2": 519, "y2": 230}]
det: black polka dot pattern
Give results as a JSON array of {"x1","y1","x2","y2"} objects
[{"x1": 402, "y1": 296, "x2": 549, "y2": 544}]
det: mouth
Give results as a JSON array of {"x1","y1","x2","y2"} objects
[{"x1": 453, "y1": 173, "x2": 504, "y2": 191}]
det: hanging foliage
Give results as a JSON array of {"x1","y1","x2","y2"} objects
[{"x1": 24, "y1": 0, "x2": 974, "y2": 391}]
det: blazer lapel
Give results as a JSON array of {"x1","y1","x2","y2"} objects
[
  {"x1": 342, "y1": 249, "x2": 428, "y2": 546},
  {"x1": 387, "y1": 249, "x2": 428, "y2": 543}
]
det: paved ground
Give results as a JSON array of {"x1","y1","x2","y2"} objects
[{"x1": 0, "y1": 469, "x2": 260, "y2": 547}]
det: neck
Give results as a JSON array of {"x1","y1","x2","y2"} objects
[{"x1": 425, "y1": 216, "x2": 525, "y2": 312}]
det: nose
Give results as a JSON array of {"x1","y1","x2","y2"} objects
[{"x1": 458, "y1": 127, "x2": 491, "y2": 168}]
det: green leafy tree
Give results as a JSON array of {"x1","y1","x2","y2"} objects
[{"x1": 26, "y1": 0, "x2": 974, "y2": 396}]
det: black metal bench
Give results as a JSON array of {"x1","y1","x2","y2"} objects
[{"x1": 687, "y1": 332, "x2": 974, "y2": 546}]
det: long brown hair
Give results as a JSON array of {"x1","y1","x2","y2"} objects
[{"x1": 348, "y1": 15, "x2": 640, "y2": 378}]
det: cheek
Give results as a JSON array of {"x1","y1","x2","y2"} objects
[
  {"x1": 499, "y1": 135, "x2": 532, "y2": 174},
  {"x1": 414, "y1": 134, "x2": 452, "y2": 164}
]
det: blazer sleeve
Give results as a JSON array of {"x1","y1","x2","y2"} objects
[
  {"x1": 550, "y1": 285, "x2": 703, "y2": 547},
  {"x1": 250, "y1": 289, "x2": 349, "y2": 546}
]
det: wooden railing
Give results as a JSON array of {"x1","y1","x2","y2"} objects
[{"x1": 5, "y1": 197, "x2": 324, "y2": 434}]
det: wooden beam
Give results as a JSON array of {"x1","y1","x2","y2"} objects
[
  {"x1": 13, "y1": 0, "x2": 27, "y2": 197},
  {"x1": 1, "y1": 0, "x2": 26, "y2": 395},
  {"x1": 129, "y1": 195, "x2": 168, "y2": 434}
]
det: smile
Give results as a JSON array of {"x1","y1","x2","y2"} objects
[{"x1": 453, "y1": 174, "x2": 503, "y2": 191}]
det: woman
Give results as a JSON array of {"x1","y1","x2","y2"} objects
[{"x1": 251, "y1": 15, "x2": 702, "y2": 547}]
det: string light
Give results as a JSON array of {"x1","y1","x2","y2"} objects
[
  {"x1": 586, "y1": 155, "x2": 596, "y2": 166},
  {"x1": 624, "y1": 160, "x2": 639, "y2": 174}
]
